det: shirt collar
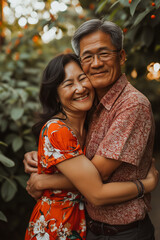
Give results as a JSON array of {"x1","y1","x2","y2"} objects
[{"x1": 100, "y1": 73, "x2": 128, "y2": 111}]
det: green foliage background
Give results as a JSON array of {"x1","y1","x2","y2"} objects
[{"x1": 0, "y1": 0, "x2": 160, "y2": 239}]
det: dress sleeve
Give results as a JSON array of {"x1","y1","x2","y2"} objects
[{"x1": 41, "y1": 121, "x2": 83, "y2": 169}]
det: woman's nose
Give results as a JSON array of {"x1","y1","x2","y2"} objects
[{"x1": 75, "y1": 82, "x2": 85, "y2": 93}]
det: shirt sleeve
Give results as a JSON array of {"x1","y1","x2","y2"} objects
[
  {"x1": 96, "y1": 103, "x2": 154, "y2": 166},
  {"x1": 40, "y1": 121, "x2": 83, "y2": 169}
]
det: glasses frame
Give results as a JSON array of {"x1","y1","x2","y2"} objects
[{"x1": 79, "y1": 48, "x2": 121, "y2": 65}]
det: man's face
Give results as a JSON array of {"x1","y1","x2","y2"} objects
[{"x1": 79, "y1": 30, "x2": 126, "y2": 99}]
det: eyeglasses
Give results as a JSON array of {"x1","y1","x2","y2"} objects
[{"x1": 80, "y1": 49, "x2": 121, "y2": 64}]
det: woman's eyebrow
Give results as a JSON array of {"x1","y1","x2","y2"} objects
[{"x1": 61, "y1": 79, "x2": 73, "y2": 85}]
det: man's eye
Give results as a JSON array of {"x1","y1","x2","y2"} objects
[
  {"x1": 84, "y1": 55, "x2": 92, "y2": 60},
  {"x1": 99, "y1": 52, "x2": 109, "y2": 56}
]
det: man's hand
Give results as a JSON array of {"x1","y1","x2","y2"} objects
[
  {"x1": 23, "y1": 151, "x2": 38, "y2": 174},
  {"x1": 26, "y1": 173, "x2": 43, "y2": 200}
]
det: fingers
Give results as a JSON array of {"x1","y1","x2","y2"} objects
[
  {"x1": 31, "y1": 151, "x2": 38, "y2": 163},
  {"x1": 23, "y1": 160, "x2": 38, "y2": 174},
  {"x1": 24, "y1": 151, "x2": 38, "y2": 166},
  {"x1": 26, "y1": 184, "x2": 43, "y2": 200},
  {"x1": 23, "y1": 151, "x2": 38, "y2": 174}
]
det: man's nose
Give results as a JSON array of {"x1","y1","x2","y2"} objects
[{"x1": 91, "y1": 54, "x2": 104, "y2": 68}]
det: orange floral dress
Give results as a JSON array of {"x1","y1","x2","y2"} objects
[{"x1": 25, "y1": 119, "x2": 86, "y2": 240}]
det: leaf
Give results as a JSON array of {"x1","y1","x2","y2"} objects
[
  {"x1": 26, "y1": 87, "x2": 39, "y2": 94},
  {"x1": 5, "y1": 133, "x2": 17, "y2": 145},
  {"x1": 110, "y1": 0, "x2": 120, "y2": 9},
  {"x1": 24, "y1": 68, "x2": 40, "y2": 75},
  {"x1": 132, "y1": 8, "x2": 151, "y2": 28},
  {"x1": 0, "y1": 153, "x2": 15, "y2": 167},
  {"x1": 0, "y1": 53, "x2": 6, "y2": 61},
  {"x1": 1, "y1": 72, "x2": 12, "y2": 81},
  {"x1": 14, "y1": 174, "x2": 29, "y2": 188},
  {"x1": 0, "y1": 141, "x2": 8, "y2": 147},
  {"x1": 155, "y1": 45, "x2": 160, "y2": 51},
  {"x1": 1, "y1": 179, "x2": 17, "y2": 202},
  {"x1": 0, "y1": 211, "x2": 7, "y2": 222},
  {"x1": 155, "y1": 0, "x2": 160, "y2": 8},
  {"x1": 10, "y1": 107, "x2": 24, "y2": 121},
  {"x1": 0, "y1": 119, "x2": 8, "y2": 132},
  {"x1": 16, "y1": 89, "x2": 28, "y2": 103},
  {"x1": 17, "y1": 81, "x2": 28, "y2": 88},
  {"x1": 119, "y1": 0, "x2": 130, "y2": 6},
  {"x1": 96, "y1": 0, "x2": 108, "y2": 13},
  {"x1": 130, "y1": 0, "x2": 141, "y2": 16},
  {"x1": 0, "y1": 91, "x2": 10, "y2": 101},
  {"x1": 20, "y1": 53, "x2": 30, "y2": 60},
  {"x1": 12, "y1": 136, "x2": 23, "y2": 152}
]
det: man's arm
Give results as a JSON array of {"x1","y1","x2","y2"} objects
[
  {"x1": 91, "y1": 155, "x2": 122, "y2": 182},
  {"x1": 26, "y1": 172, "x2": 76, "y2": 199}
]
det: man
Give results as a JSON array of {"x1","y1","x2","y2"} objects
[{"x1": 24, "y1": 19, "x2": 155, "y2": 239}]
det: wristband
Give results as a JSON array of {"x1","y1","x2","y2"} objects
[
  {"x1": 132, "y1": 179, "x2": 144, "y2": 199},
  {"x1": 137, "y1": 179, "x2": 145, "y2": 199}
]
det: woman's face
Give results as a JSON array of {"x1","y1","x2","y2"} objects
[{"x1": 57, "y1": 61, "x2": 94, "y2": 115}]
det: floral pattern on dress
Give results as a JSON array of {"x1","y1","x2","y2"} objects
[{"x1": 25, "y1": 119, "x2": 86, "y2": 240}]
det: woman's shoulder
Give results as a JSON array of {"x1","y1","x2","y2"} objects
[
  {"x1": 41, "y1": 118, "x2": 65, "y2": 137},
  {"x1": 41, "y1": 118, "x2": 77, "y2": 141}
]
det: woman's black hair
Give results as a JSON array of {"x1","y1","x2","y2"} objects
[{"x1": 32, "y1": 53, "x2": 82, "y2": 142}]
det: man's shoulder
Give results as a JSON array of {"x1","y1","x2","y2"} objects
[{"x1": 122, "y1": 81, "x2": 151, "y2": 108}]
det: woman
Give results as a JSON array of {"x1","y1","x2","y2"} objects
[{"x1": 25, "y1": 53, "x2": 158, "y2": 240}]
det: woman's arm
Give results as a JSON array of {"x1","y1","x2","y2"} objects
[
  {"x1": 55, "y1": 154, "x2": 158, "y2": 206},
  {"x1": 25, "y1": 151, "x2": 158, "y2": 202}
]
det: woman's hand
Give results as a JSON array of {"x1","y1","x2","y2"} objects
[
  {"x1": 23, "y1": 151, "x2": 38, "y2": 174},
  {"x1": 145, "y1": 158, "x2": 159, "y2": 192},
  {"x1": 26, "y1": 173, "x2": 43, "y2": 200}
]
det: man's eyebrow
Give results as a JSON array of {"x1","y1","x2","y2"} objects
[
  {"x1": 81, "y1": 47, "x2": 111, "y2": 56},
  {"x1": 81, "y1": 50, "x2": 92, "y2": 56}
]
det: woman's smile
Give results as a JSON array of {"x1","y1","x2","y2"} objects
[{"x1": 57, "y1": 61, "x2": 95, "y2": 114}]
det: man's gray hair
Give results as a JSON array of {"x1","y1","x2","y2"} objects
[{"x1": 71, "y1": 19, "x2": 124, "y2": 56}]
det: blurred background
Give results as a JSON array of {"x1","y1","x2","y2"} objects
[{"x1": 0, "y1": 0, "x2": 160, "y2": 239}]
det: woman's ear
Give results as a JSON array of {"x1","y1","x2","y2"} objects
[{"x1": 119, "y1": 49, "x2": 126, "y2": 66}]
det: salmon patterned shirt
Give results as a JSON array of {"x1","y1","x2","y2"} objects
[
  {"x1": 25, "y1": 119, "x2": 86, "y2": 240},
  {"x1": 85, "y1": 74, "x2": 155, "y2": 225}
]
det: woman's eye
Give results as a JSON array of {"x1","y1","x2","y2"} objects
[
  {"x1": 65, "y1": 83, "x2": 72, "y2": 87},
  {"x1": 80, "y1": 77, "x2": 87, "y2": 81}
]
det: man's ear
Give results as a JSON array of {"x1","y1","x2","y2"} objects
[{"x1": 119, "y1": 49, "x2": 126, "y2": 66}]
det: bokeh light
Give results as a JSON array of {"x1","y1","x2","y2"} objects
[
  {"x1": 131, "y1": 69, "x2": 138, "y2": 78},
  {"x1": 147, "y1": 62, "x2": 160, "y2": 81},
  {"x1": 3, "y1": 0, "x2": 82, "y2": 43}
]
